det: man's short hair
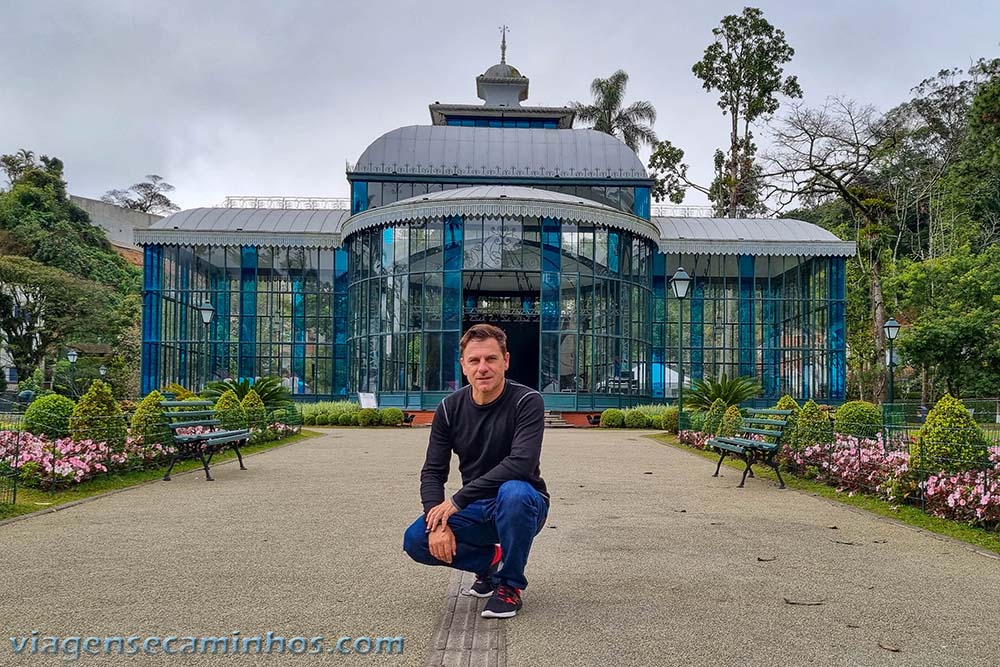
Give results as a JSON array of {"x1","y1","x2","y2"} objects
[{"x1": 460, "y1": 324, "x2": 508, "y2": 357}]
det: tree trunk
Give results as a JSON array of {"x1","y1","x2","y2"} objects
[
  {"x1": 870, "y1": 257, "x2": 888, "y2": 403},
  {"x1": 921, "y1": 364, "x2": 930, "y2": 406},
  {"x1": 729, "y1": 112, "x2": 739, "y2": 218}
]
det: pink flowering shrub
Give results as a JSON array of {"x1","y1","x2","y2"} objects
[
  {"x1": 923, "y1": 447, "x2": 1000, "y2": 527},
  {"x1": 676, "y1": 427, "x2": 1000, "y2": 530}
]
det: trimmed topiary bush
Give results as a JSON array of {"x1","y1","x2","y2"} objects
[
  {"x1": 703, "y1": 399, "x2": 727, "y2": 436},
  {"x1": 358, "y1": 408, "x2": 380, "y2": 427},
  {"x1": 648, "y1": 415, "x2": 665, "y2": 430},
  {"x1": 70, "y1": 380, "x2": 127, "y2": 449},
  {"x1": 686, "y1": 410, "x2": 706, "y2": 433},
  {"x1": 241, "y1": 389, "x2": 267, "y2": 431},
  {"x1": 910, "y1": 393, "x2": 989, "y2": 474},
  {"x1": 662, "y1": 407, "x2": 679, "y2": 434},
  {"x1": 792, "y1": 399, "x2": 833, "y2": 450},
  {"x1": 719, "y1": 405, "x2": 743, "y2": 437},
  {"x1": 833, "y1": 400, "x2": 882, "y2": 437},
  {"x1": 772, "y1": 395, "x2": 801, "y2": 447},
  {"x1": 379, "y1": 407, "x2": 405, "y2": 427},
  {"x1": 130, "y1": 390, "x2": 170, "y2": 448},
  {"x1": 24, "y1": 394, "x2": 76, "y2": 438},
  {"x1": 339, "y1": 412, "x2": 354, "y2": 426},
  {"x1": 351, "y1": 413, "x2": 360, "y2": 426},
  {"x1": 315, "y1": 413, "x2": 329, "y2": 426},
  {"x1": 303, "y1": 414, "x2": 316, "y2": 426},
  {"x1": 600, "y1": 408, "x2": 625, "y2": 428},
  {"x1": 215, "y1": 389, "x2": 248, "y2": 430},
  {"x1": 624, "y1": 409, "x2": 648, "y2": 429}
]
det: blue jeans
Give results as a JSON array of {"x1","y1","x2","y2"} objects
[{"x1": 403, "y1": 480, "x2": 549, "y2": 590}]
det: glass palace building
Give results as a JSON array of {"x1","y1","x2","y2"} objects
[{"x1": 137, "y1": 55, "x2": 855, "y2": 411}]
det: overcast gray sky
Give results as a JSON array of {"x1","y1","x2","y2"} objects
[{"x1": 2, "y1": 0, "x2": 998, "y2": 211}]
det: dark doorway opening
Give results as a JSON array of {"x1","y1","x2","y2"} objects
[{"x1": 462, "y1": 271, "x2": 541, "y2": 390}]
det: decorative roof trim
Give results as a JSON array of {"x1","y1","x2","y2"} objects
[
  {"x1": 342, "y1": 197, "x2": 661, "y2": 244},
  {"x1": 346, "y1": 164, "x2": 648, "y2": 179},
  {"x1": 135, "y1": 229, "x2": 341, "y2": 249},
  {"x1": 658, "y1": 239, "x2": 857, "y2": 257}
]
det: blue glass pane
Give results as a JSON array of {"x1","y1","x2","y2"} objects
[
  {"x1": 738, "y1": 255, "x2": 755, "y2": 377},
  {"x1": 239, "y1": 247, "x2": 258, "y2": 378},
  {"x1": 141, "y1": 245, "x2": 163, "y2": 395},
  {"x1": 443, "y1": 271, "x2": 461, "y2": 329},
  {"x1": 542, "y1": 217, "x2": 560, "y2": 272},
  {"x1": 541, "y1": 272, "x2": 560, "y2": 331},
  {"x1": 608, "y1": 232, "x2": 620, "y2": 274},
  {"x1": 829, "y1": 257, "x2": 847, "y2": 400},
  {"x1": 292, "y1": 277, "x2": 306, "y2": 388},
  {"x1": 351, "y1": 181, "x2": 368, "y2": 214},
  {"x1": 690, "y1": 280, "x2": 704, "y2": 382},
  {"x1": 444, "y1": 215, "x2": 463, "y2": 270},
  {"x1": 634, "y1": 187, "x2": 650, "y2": 220}
]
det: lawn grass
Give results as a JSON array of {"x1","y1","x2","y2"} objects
[
  {"x1": 0, "y1": 429, "x2": 322, "y2": 522},
  {"x1": 649, "y1": 432, "x2": 1000, "y2": 556}
]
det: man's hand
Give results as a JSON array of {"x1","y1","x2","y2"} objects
[
  {"x1": 428, "y1": 525, "x2": 457, "y2": 563},
  {"x1": 425, "y1": 499, "x2": 459, "y2": 532}
]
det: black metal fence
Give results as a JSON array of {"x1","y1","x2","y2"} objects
[{"x1": 0, "y1": 402, "x2": 304, "y2": 501}]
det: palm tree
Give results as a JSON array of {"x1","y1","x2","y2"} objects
[{"x1": 570, "y1": 70, "x2": 658, "y2": 152}]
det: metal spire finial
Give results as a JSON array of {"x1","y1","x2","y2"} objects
[{"x1": 499, "y1": 25, "x2": 508, "y2": 63}]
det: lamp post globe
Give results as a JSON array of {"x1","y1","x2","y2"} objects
[
  {"x1": 67, "y1": 349, "x2": 78, "y2": 364},
  {"x1": 883, "y1": 317, "x2": 900, "y2": 404}
]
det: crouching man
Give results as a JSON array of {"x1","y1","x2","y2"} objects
[{"x1": 403, "y1": 324, "x2": 549, "y2": 618}]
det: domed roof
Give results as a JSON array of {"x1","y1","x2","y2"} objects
[
  {"x1": 481, "y1": 62, "x2": 524, "y2": 79},
  {"x1": 352, "y1": 125, "x2": 648, "y2": 179}
]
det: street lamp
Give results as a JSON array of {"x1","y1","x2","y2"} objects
[
  {"x1": 99, "y1": 365, "x2": 107, "y2": 377},
  {"x1": 197, "y1": 300, "x2": 216, "y2": 390},
  {"x1": 66, "y1": 349, "x2": 79, "y2": 397},
  {"x1": 884, "y1": 317, "x2": 900, "y2": 403},
  {"x1": 670, "y1": 267, "x2": 692, "y2": 424}
]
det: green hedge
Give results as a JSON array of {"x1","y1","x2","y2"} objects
[
  {"x1": 624, "y1": 409, "x2": 648, "y2": 428},
  {"x1": 833, "y1": 400, "x2": 882, "y2": 437},
  {"x1": 241, "y1": 389, "x2": 267, "y2": 431},
  {"x1": 600, "y1": 409, "x2": 624, "y2": 428},
  {"x1": 911, "y1": 393, "x2": 988, "y2": 473},
  {"x1": 719, "y1": 405, "x2": 743, "y2": 437},
  {"x1": 24, "y1": 394, "x2": 76, "y2": 438},
  {"x1": 792, "y1": 399, "x2": 833, "y2": 450},
  {"x1": 703, "y1": 399, "x2": 727, "y2": 436},
  {"x1": 379, "y1": 407, "x2": 405, "y2": 426},
  {"x1": 130, "y1": 390, "x2": 170, "y2": 447},
  {"x1": 70, "y1": 380, "x2": 126, "y2": 449},
  {"x1": 215, "y1": 389, "x2": 248, "y2": 430}
]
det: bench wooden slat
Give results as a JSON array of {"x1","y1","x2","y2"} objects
[
  {"x1": 160, "y1": 400, "x2": 214, "y2": 407},
  {"x1": 164, "y1": 410, "x2": 217, "y2": 419},
  {"x1": 744, "y1": 418, "x2": 787, "y2": 426},
  {"x1": 202, "y1": 431, "x2": 251, "y2": 446},
  {"x1": 750, "y1": 409, "x2": 793, "y2": 416},
  {"x1": 169, "y1": 419, "x2": 222, "y2": 430},
  {"x1": 741, "y1": 427, "x2": 784, "y2": 437},
  {"x1": 172, "y1": 428, "x2": 245, "y2": 443}
]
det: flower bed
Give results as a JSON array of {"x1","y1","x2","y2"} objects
[
  {"x1": 0, "y1": 420, "x2": 302, "y2": 490},
  {"x1": 676, "y1": 429, "x2": 1000, "y2": 530}
]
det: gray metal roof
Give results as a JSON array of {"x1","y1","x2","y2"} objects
[
  {"x1": 653, "y1": 217, "x2": 856, "y2": 257},
  {"x1": 343, "y1": 185, "x2": 660, "y2": 244},
  {"x1": 135, "y1": 208, "x2": 350, "y2": 248},
  {"x1": 351, "y1": 125, "x2": 648, "y2": 179},
  {"x1": 394, "y1": 184, "x2": 620, "y2": 210}
]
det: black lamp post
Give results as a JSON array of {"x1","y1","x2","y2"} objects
[
  {"x1": 884, "y1": 317, "x2": 900, "y2": 403},
  {"x1": 197, "y1": 300, "x2": 216, "y2": 390},
  {"x1": 670, "y1": 267, "x2": 692, "y2": 422},
  {"x1": 99, "y1": 364, "x2": 107, "y2": 378},
  {"x1": 66, "y1": 349, "x2": 79, "y2": 397}
]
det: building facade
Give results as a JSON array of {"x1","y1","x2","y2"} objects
[{"x1": 137, "y1": 55, "x2": 854, "y2": 410}]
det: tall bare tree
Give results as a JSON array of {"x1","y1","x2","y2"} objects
[{"x1": 102, "y1": 175, "x2": 179, "y2": 214}]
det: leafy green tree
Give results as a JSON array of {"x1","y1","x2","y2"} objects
[
  {"x1": 650, "y1": 7, "x2": 801, "y2": 217},
  {"x1": 570, "y1": 70, "x2": 658, "y2": 152},
  {"x1": 0, "y1": 256, "x2": 114, "y2": 380},
  {"x1": 0, "y1": 151, "x2": 140, "y2": 293},
  {"x1": 102, "y1": 175, "x2": 179, "y2": 215}
]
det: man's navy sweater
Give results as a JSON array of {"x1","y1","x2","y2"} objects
[{"x1": 420, "y1": 380, "x2": 549, "y2": 513}]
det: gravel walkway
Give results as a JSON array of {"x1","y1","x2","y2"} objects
[{"x1": 1, "y1": 428, "x2": 998, "y2": 666}]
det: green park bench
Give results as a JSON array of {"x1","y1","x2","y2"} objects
[
  {"x1": 160, "y1": 400, "x2": 250, "y2": 482},
  {"x1": 708, "y1": 408, "x2": 793, "y2": 489}
]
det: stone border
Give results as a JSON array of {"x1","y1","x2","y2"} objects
[{"x1": 425, "y1": 570, "x2": 506, "y2": 667}]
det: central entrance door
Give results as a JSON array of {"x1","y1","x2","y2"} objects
[{"x1": 462, "y1": 271, "x2": 540, "y2": 390}]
